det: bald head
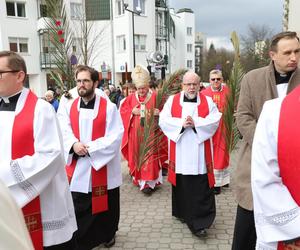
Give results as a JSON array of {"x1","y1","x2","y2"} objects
[
  {"x1": 182, "y1": 71, "x2": 201, "y2": 85},
  {"x1": 182, "y1": 71, "x2": 201, "y2": 99}
]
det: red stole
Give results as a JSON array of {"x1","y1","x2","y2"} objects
[
  {"x1": 277, "y1": 86, "x2": 300, "y2": 250},
  {"x1": 66, "y1": 97, "x2": 108, "y2": 214},
  {"x1": 12, "y1": 91, "x2": 43, "y2": 250},
  {"x1": 202, "y1": 86, "x2": 230, "y2": 170},
  {"x1": 168, "y1": 93, "x2": 215, "y2": 188}
]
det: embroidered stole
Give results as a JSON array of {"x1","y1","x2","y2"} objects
[
  {"x1": 12, "y1": 91, "x2": 43, "y2": 250},
  {"x1": 66, "y1": 97, "x2": 108, "y2": 214},
  {"x1": 277, "y1": 86, "x2": 300, "y2": 250},
  {"x1": 168, "y1": 93, "x2": 215, "y2": 188}
]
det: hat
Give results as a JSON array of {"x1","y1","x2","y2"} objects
[{"x1": 131, "y1": 65, "x2": 150, "y2": 88}]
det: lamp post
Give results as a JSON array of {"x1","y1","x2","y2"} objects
[{"x1": 124, "y1": 3, "x2": 141, "y2": 68}]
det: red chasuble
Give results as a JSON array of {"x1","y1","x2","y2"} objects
[
  {"x1": 168, "y1": 92, "x2": 215, "y2": 188},
  {"x1": 277, "y1": 86, "x2": 300, "y2": 250},
  {"x1": 120, "y1": 92, "x2": 161, "y2": 182},
  {"x1": 66, "y1": 97, "x2": 108, "y2": 214},
  {"x1": 12, "y1": 91, "x2": 43, "y2": 250},
  {"x1": 202, "y1": 86, "x2": 230, "y2": 170}
]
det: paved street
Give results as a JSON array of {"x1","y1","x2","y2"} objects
[{"x1": 95, "y1": 150, "x2": 238, "y2": 250}]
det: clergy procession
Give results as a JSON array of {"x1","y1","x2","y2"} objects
[{"x1": 0, "y1": 30, "x2": 300, "y2": 250}]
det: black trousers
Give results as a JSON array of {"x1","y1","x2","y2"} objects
[
  {"x1": 71, "y1": 187, "x2": 120, "y2": 250},
  {"x1": 232, "y1": 205, "x2": 257, "y2": 250},
  {"x1": 43, "y1": 237, "x2": 76, "y2": 250},
  {"x1": 172, "y1": 174, "x2": 216, "y2": 233}
]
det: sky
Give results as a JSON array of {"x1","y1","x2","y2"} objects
[{"x1": 169, "y1": 0, "x2": 284, "y2": 50}]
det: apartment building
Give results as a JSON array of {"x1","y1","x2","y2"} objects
[{"x1": 0, "y1": 0, "x2": 195, "y2": 95}]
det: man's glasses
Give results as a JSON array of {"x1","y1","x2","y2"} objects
[
  {"x1": 211, "y1": 78, "x2": 221, "y2": 82},
  {"x1": 0, "y1": 70, "x2": 19, "y2": 79}
]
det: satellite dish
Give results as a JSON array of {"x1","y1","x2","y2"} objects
[{"x1": 152, "y1": 51, "x2": 164, "y2": 63}]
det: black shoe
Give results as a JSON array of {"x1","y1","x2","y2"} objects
[
  {"x1": 104, "y1": 237, "x2": 115, "y2": 248},
  {"x1": 194, "y1": 229, "x2": 207, "y2": 238},
  {"x1": 213, "y1": 187, "x2": 221, "y2": 195},
  {"x1": 142, "y1": 187, "x2": 152, "y2": 195},
  {"x1": 223, "y1": 184, "x2": 229, "y2": 188}
]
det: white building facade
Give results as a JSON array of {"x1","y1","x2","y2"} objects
[
  {"x1": 0, "y1": 0, "x2": 196, "y2": 95},
  {"x1": 283, "y1": 0, "x2": 300, "y2": 36}
]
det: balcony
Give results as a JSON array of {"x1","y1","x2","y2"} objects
[
  {"x1": 40, "y1": 52, "x2": 58, "y2": 69},
  {"x1": 156, "y1": 25, "x2": 168, "y2": 39}
]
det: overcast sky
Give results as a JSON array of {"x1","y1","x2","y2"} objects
[{"x1": 169, "y1": 0, "x2": 284, "y2": 50}]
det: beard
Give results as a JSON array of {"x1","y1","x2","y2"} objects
[
  {"x1": 78, "y1": 86, "x2": 94, "y2": 99},
  {"x1": 184, "y1": 92, "x2": 197, "y2": 99}
]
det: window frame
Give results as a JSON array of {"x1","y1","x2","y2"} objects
[
  {"x1": 9, "y1": 37, "x2": 29, "y2": 54},
  {"x1": 6, "y1": 1, "x2": 26, "y2": 18}
]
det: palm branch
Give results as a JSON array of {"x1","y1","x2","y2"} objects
[
  {"x1": 43, "y1": 0, "x2": 76, "y2": 90},
  {"x1": 135, "y1": 69, "x2": 187, "y2": 170},
  {"x1": 223, "y1": 31, "x2": 245, "y2": 153}
]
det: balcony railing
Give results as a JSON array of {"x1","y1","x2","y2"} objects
[
  {"x1": 40, "y1": 52, "x2": 58, "y2": 69},
  {"x1": 156, "y1": 25, "x2": 167, "y2": 39}
]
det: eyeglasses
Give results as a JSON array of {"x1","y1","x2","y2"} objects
[
  {"x1": 0, "y1": 70, "x2": 19, "y2": 79},
  {"x1": 183, "y1": 83, "x2": 198, "y2": 87},
  {"x1": 210, "y1": 78, "x2": 221, "y2": 82},
  {"x1": 76, "y1": 79, "x2": 92, "y2": 84}
]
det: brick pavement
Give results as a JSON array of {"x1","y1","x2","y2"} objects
[{"x1": 95, "y1": 150, "x2": 238, "y2": 250}]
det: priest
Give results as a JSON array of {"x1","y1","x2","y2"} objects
[
  {"x1": 159, "y1": 71, "x2": 221, "y2": 237},
  {"x1": 120, "y1": 65, "x2": 162, "y2": 194},
  {"x1": 58, "y1": 65, "x2": 124, "y2": 250},
  {"x1": 0, "y1": 51, "x2": 77, "y2": 249},
  {"x1": 202, "y1": 69, "x2": 230, "y2": 195},
  {"x1": 252, "y1": 85, "x2": 300, "y2": 250}
]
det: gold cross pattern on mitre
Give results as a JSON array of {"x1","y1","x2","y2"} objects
[{"x1": 131, "y1": 65, "x2": 150, "y2": 88}]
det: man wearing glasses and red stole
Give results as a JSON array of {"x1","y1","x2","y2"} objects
[
  {"x1": 202, "y1": 69, "x2": 230, "y2": 195},
  {"x1": 0, "y1": 51, "x2": 77, "y2": 250},
  {"x1": 159, "y1": 71, "x2": 221, "y2": 238}
]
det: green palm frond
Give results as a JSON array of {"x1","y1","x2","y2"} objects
[
  {"x1": 223, "y1": 31, "x2": 245, "y2": 153},
  {"x1": 135, "y1": 69, "x2": 187, "y2": 170},
  {"x1": 44, "y1": 0, "x2": 76, "y2": 90}
]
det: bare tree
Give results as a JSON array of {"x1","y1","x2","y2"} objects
[{"x1": 240, "y1": 24, "x2": 275, "y2": 72}]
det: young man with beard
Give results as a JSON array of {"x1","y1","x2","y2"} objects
[
  {"x1": 202, "y1": 69, "x2": 230, "y2": 195},
  {"x1": 59, "y1": 65, "x2": 124, "y2": 250},
  {"x1": 232, "y1": 31, "x2": 300, "y2": 250},
  {"x1": 159, "y1": 71, "x2": 221, "y2": 237}
]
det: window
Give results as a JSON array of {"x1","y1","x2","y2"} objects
[
  {"x1": 187, "y1": 44, "x2": 192, "y2": 53},
  {"x1": 116, "y1": 0, "x2": 124, "y2": 16},
  {"x1": 40, "y1": 4, "x2": 48, "y2": 17},
  {"x1": 86, "y1": 0, "x2": 110, "y2": 21},
  {"x1": 70, "y1": 2, "x2": 82, "y2": 19},
  {"x1": 187, "y1": 60, "x2": 193, "y2": 68},
  {"x1": 187, "y1": 27, "x2": 192, "y2": 36},
  {"x1": 134, "y1": 0, "x2": 145, "y2": 15},
  {"x1": 117, "y1": 35, "x2": 126, "y2": 52},
  {"x1": 134, "y1": 35, "x2": 146, "y2": 51},
  {"x1": 9, "y1": 38, "x2": 28, "y2": 53},
  {"x1": 6, "y1": 1, "x2": 26, "y2": 17}
]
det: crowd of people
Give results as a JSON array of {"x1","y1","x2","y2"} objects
[{"x1": 0, "y1": 30, "x2": 300, "y2": 250}]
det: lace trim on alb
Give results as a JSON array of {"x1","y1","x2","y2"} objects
[
  {"x1": 255, "y1": 207, "x2": 300, "y2": 226},
  {"x1": 43, "y1": 216, "x2": 70, "y2": 231},
  {"x1": 10, "y1": 160, "x2": 38, "y2": 199}
]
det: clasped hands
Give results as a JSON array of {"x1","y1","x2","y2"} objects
[
  {"x1": 73, "y1": 142, "x2": 89, "y2": 156},
  {"x1": 183, "y1": 115, "x2": 195, "y2": 128}
]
